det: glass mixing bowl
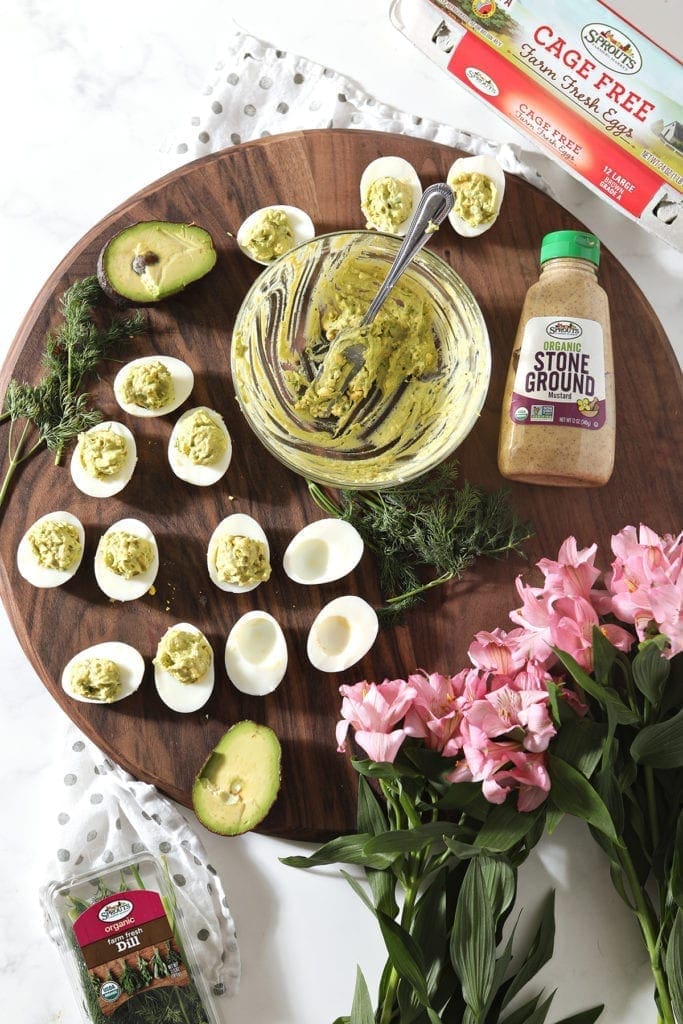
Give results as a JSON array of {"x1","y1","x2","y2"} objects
[{"x1": 231, "y1": 231, "x2": 490, "y2": 490}]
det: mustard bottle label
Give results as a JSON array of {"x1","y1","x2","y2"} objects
[{"x1": 508, "y1": 315, "x2": 606, "y2": 429}]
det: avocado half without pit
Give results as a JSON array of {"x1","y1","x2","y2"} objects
[
  {"x1": 97, "y1": 221, "x2": 217, "y2": 303},
  {"x1": 192, "y1": 720, "x2": 282, "y2": 836}
]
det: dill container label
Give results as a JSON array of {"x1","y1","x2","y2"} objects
[
  {"x1": 508, "y1": 315, "x2": 606, "y2": 430},
  {"x1": 73, "y1": 890, "x2": 189, "y2": 1016}
]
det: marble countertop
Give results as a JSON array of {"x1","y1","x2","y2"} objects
[{"x1": 0, "y1": 2, "x2": 681, "y2": 1022}]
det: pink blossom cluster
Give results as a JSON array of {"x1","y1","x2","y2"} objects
[{"x1": 335, "y1": 524, "x2": 682, "y2": 813}]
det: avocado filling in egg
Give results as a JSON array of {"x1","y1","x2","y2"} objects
[
  {"x1": 79, "y1": 427, "x2": 128, "y2": 479},
  {"x1": 69, "y1": 657, "x2": 121, "y2": 702},
  {"x1": 361, "y1": 176, "x2": 413, "y2": 232},
  {"x1": 214, "y1": 534, "x2": 271, "y2": 587},
  {"x1": 175, "y1": 408, "x2": 227, "y2": 465},
  {"x1": 101, "y1": 530, "x2": 155, "y2": 579},
  {"x1": 121, "y1": 359, "x2": 174, "y2": 410},
  {"x1": 154, "y1": 629, "x2": 212, "y2": 685},
  {"x1": 450, "y1": 172, "x2": 497, "y2": 227},
  {"x1": 241, "y1": 208, "x2": 295, "y2": 263},
  {"x1": 28, "y1": 519, "x2": 82, "y2": 570}
]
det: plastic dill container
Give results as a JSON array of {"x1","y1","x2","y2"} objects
[
  {"x1": 497, "y1": 230, "x2": 615, "y2": 487},
  {"x1": 41, "y1": 851, "x2": 221, "y2": 1024}
]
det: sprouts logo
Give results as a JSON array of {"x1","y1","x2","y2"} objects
[
  {"x1": 581, "y1": 23, "x2": 642, "y2": 74},
  {"x1": 98, "y1": 898, "x2": 134, "y2": 923},
  {"x1": 546, "y1": 320, "x2": 582, "y2": 341},
  {"x1": 465, "y1": 67, "x2": 499, "y2": 96}
]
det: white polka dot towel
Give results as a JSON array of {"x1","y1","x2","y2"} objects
[{"x1": 43, "y1": 724, "x2": 240, "y2": 998}]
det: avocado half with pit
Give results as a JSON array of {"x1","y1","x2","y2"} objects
[
  {"x1": 97, "y1": 221, "x2": 217, "y2": 303},
  {"x1": 192, "y1": 720, "x2": 282, "y2": 836}
]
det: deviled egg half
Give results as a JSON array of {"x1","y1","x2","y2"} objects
[
  {"x1": 70, "y1": 420, "x2": 137, "y2": 498},
  {"x1": 237, "y1": 205, "x2": 315, "y2": 266},
  {"x1": 446, "y1": 154, "x2": 506, "y2": 237},
  {"x1": 307, "y1": 595, "x2": 379, "y2": 673},
  {"x1": 207, "y1": 513, "x2": 271, "y2": 594},
  {"x1": 283, "y1": 518, "x2": 364, "y2": 585},
  {"x1": 168, "y1": 406, "x2": 232, "y2": 486},
  {"x1": 225, "y1": 611, "x2": 288, "y2": 696},
  {"x1": 61, "y1": 641, "x2": 145, "y2": 704},
  {"x1": 17, "y1": 510, "x2": 85, "y2": 589},
  {"x1": 94, "y1": 517, "x2": 159, "y2": 601},
  {"x1": 113, "y1": 355, "x2": 194, "y2": 418},
  {"x1": 360, "y1": 156, "x2": 422, "y2": 235},
  {"x1": 154, "y1": 622, "x2": 214, "y2": 713}
]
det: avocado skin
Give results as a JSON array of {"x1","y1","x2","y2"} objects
[
  {"x1": 97, "y1": 221, "x2": 217, "y2": 305},
  {"x1": 191, "y1": 720, "x2": 282, "y2": 836}
]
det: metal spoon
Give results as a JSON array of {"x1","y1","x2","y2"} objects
[{"x1": 304, "y1": 182, "x2": 455, "y2": 406}]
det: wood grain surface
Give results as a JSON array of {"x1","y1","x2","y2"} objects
[{"x1": 0, "y1": 129, "x2": 681, "y2": 840}]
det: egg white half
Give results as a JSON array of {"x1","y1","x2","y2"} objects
[
  {"x1": 17, "y1": 510, "x2": 85, "y2": 589},
  {"x1": 61, "y1": 640, "x2": 145, "y2": 704},
  {"x1": 359, "y1": 156, "x2": 423, "y2": 235},
  {"x1": 283, "y1": 518, "x2": 364, "y2": 585},
  {"x1": 236, "y1": 205, "x2": 315, "y2": 265},
  {"x1": 307, "y1": 595, "x2": 379, "y2": 673},
  {"x1": 70, "y1": 421, "x2": 137, "y2": 498},
  {"x1": 207, "y1": 512, "x2": 270, "y2": 594},
  {"x1": 168, "y1": 406, "x2": 232, "y2": 486},
  {"x1": 154, "y1": 621, "x2": 215, "y2": 713},
  {"x1": 446, "y1": 154, "x2": 506, "y2": 238},
  {"x1": 225, "y1": 611, "x2": 288, "y2": 696},
  {"x1": 94, "y1": 517, "x2": 159, "y2": 602},
  {"x1": 113, "y1": 355, "x2": 194, "y2": 418}
]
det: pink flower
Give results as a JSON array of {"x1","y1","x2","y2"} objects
[
  {"x1": 548, "y1": 595, "x2": 634, "y2": 671},
  {"x1": 403, "y1": 671, "x2": 463, "y2": 755},
  {"x1": 464, "y1": 683, "x2": 556, "y2": 753},
  {"x1": 537, "y1": 536, "x2": 602, "y2": 602},
  {"x1": 508, "y1": 579, "x2": 558, "y2": 666},
  {"x1": 336, "y1": 678, "x2": 417, "y2": 763},
  {"x1": 468, "y1": 627, "x2": 529, "y2": 675},
  {"x1": 446, "y1": 733, "x2": 551, "y2": 812},
  {"x1": 607, "y1": 525, "x2": 683, "y2": 657}
]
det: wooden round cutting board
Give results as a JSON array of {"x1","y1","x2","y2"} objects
[{"x1": 0, "y1": 129, "x2": 681, "y2": 840}]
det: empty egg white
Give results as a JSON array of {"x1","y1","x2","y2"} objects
[
  {"x1": 61, "y1": 641, "x2": 145, "y2": 704},
  {"x1": 17, "y1": 510, "x2": 85, "y2": 589},
  {"x1": 94, "y1": 517, "x2": 159, "y2": 602},
  {"x1": 283, "y1": 518, "x2": 364, "y2": 585},
  {"x1": 113, "y1": 355, "x2": 194, "y2": 418},
  {"x1": 446, "y1": 154, "x2": 506, "y2": 237},
  {"x1": 154, "y1": 622, "x2": 215, "y2": 713},
  {"x1": 168, "y1": 405, "x2": 232, "y2": 486},
  {"x1": 307, "y1": 595, "x2": 379, "y2": 673},
  {"x1": 207, "y1": 512, "x2": 270, "y2": 594},
  {"x1": 225, "y1": 611, "x2": 288, "y2": 696},
  {"x1": 360, "y1": 156, "x2": 422, "y2": 235},
  {"x1": 236, "y1": 205, "x2": 315, "y2": 265},
  {"x1": 70, "y1": 421, "x2": 137, "y2": 498}
]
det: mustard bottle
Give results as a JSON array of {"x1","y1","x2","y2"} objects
[{"x1": 497, "y1": 230, "x2": 615, "y2": 487}]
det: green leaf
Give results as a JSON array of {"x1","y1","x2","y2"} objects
[
  {"x1": 340, "y1": 870, "x2": 377, "y2": 918},
  {"x1": 280, "y1": 833, "x2": 391, "y2": 871},
  {"x1": 438, "y1": 781, "x2": 489, "y2": 812},
  {"x1": 523, "y1": 990, "x2": 556, "y2": 1024},
  {"x1": 553, "y1": 648, "x2": 639, "y2": 725},
  {"x1": 412, "y1": 868, "x2": 449, "y2": 998},
  {"x1": 501, "y1": 890, "x2": 555, "y2": 1009},
  {"x1": 352, "y1": 757, "x2": 421, "y2": 781},
  {"x1": 442, "y1": 836, "x2": 482, "y2": 860},
  {"x1": 357, "y1": 775, "x2": 388, "y2": 836},
  {"x1": 632, "y1": 640, "x2": 670, "y2": 705},
  {"x1": 364, "y1": 821, "x2": 466, "y2": 859},
  {"x1": 591, "y1": 625, "x2": 618, "y2": 686},
  {"x1": 544, "y1": 806, "x2": 564, "y2": 834},
  {"x1": 474, "y1": 802, "x2": 542, "y2": 853},
  {"x1": 552, "y1": 1008, "x2": 604, "y2": 1024},
  {"x1": 665, "y1": 908, "x2": 683, "y2": 1024},
  {"x1": 549, "y1": 717, "x2": 607, "y2": 779},
  {"x1": 670, "y1": 812, "x2": 683, "y2": 909},
  {"x1": 377, "y1": 910, "x2": 431, "y2": 1007},
  {"x1": 450, "y1": 858, "x2": 496, "y2": 1017},
  {"x1": 631, "y1": 707, "x2": 683, "y2": 768},
  {"x1": 478, "y1": 854, "x2": 517, "y2": 924},
  {"x1": 500, "y1": 993, "x2": 542, "y2": 1024},
  {"x1": 547, "y1": 754, "x2": 622, "y2": 845},
  {"x1": 349, "y1": 966, "x2": 375, "y2": 1024}
]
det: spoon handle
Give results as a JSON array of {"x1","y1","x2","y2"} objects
[{"x1": 361, "y1": 182, "x2": 454, "y2": 327}]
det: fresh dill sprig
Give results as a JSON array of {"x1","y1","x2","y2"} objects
[
  {"x1": 0, "y1": 276, "x2": 145, "y2": 513},
  {"x1": 308, "y1": 462, "x2": 533, "y2": 624}
]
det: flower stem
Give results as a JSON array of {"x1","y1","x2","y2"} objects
[
  {"x1": 618, "y1": 844, "x2": 674, "y2": 1024},
  {"x1": 644, "y1": 766, "x2": 660, "y2": 852},
  {"x1": 378, "y1": 870, "x2": 421, "y2": 1024}
]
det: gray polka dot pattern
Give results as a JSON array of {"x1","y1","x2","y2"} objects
[
  {"x1": 277, "y1": 102, "x2": 289, "y2": 114},
  {"x1": 64, "y1": 773, "x2": 77, "y2": 786},
  {"x1": 90, "y1": 793, "x2": 103, "y2": 805},
  {"x1": 198, "y1": 131, "x2": 210, "y2": 144},
  {"x1": 211, "y1": 101, "x2": 223, "y2": 114},
  {"x1": 173, "y1": 873, "x2": 187, "y2": 887},
  {"x1": 86, "y1": 829, "x2": 97, "y2": 842},
  {"x1": 159, "y1": 840, "x2": 172, "y2": 853},
  {"x1": 244, "y1": 104, "x2": 256, "y2": 117},
  {"x1": 197, "y1": 929, "x2": 210, "y2": 941},
  {"x1": 259, "y1": 76, "x2": 272, "y2": 89},
  {"x1": 58, "y1": 812, "x2": 70, "y2": 825},
  {"x1": 131, "y1": 841, "x2": 145, "y2": 854},
  {"x1": 293, "y1": 72, "x2": 304, "y2": 84},
  {"x1": 72, "y1": 741, "x2": 85, "y2": 752},
  {"x1": 227, "y1": 72, "x2": 239, "y2": 85},
  {"x1": 57, "y1": 848, "x2": 70, "y2": 862}
]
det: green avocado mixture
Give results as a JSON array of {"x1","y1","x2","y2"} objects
[
  {"x1": 101, "y1": 530, "x2": 154, "y2": 579},
  {"x1": 175, "y1": 409, "x2": 227, "y2": 465},
  {"x1": 122, "y1": 360, "x2": 174, "y2": 410},
  {"x1": 450, "y1": 171, "x2": 497, "y2": 227},
  {"x1": 79, "y1": 427, "x2": 128, "y2": 479},
  {"x1": 69, "y1": 657, "x2": 121, "y2": 702},
  {"x1": 362, "y1": 176, "x2": 413, "y2": 233},
  {"x1": 154, "y1": 628, "x2": 212, "y2": 685},
  {"x1": 242, "y1": 208, "x2": 295, "y2": 262},
  {"x1": 28, "y1": 519, "x2": 82, "y2": 570},
  {"x1": 214, "y1": 534, "x2": 271, "y2": 587},
  {"x1": 293, "y1": 258, "x2": 438, "y2": 422}
]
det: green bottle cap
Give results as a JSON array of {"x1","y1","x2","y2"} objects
[{"x1": 540, "y1": 230, "x2": 600, "y2": 266}]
